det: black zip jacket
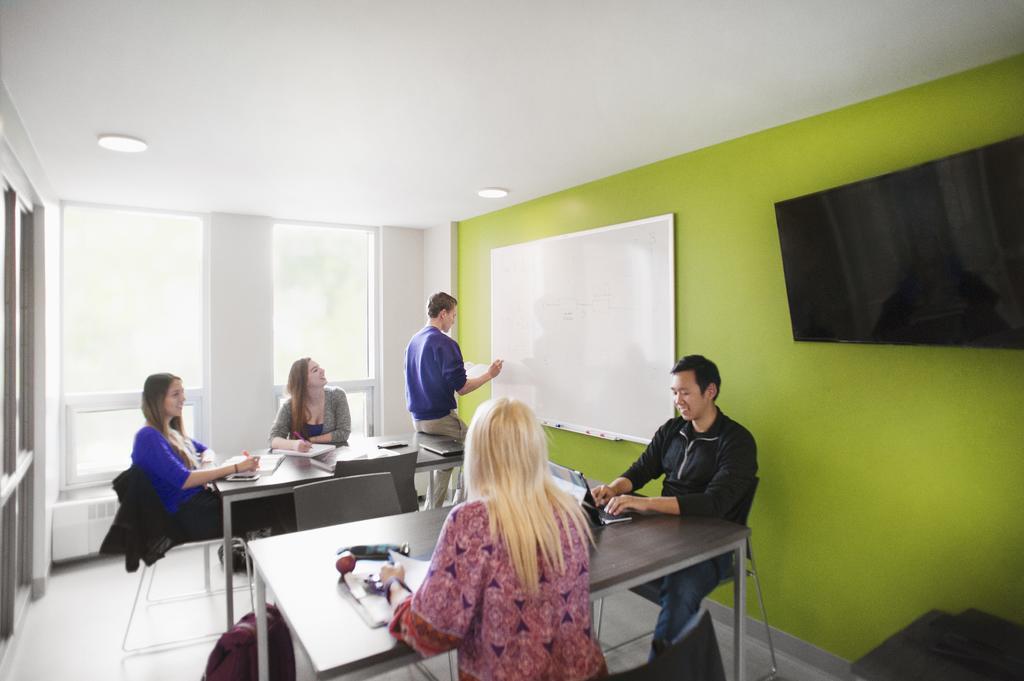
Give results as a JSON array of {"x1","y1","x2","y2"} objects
[{"x1": 622, "y1": 410, "x2": 757, "y2": 523}]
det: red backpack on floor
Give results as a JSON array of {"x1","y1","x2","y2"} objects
[{"x1": 203, "y1": 604, "x2": 295, "y2": 681}]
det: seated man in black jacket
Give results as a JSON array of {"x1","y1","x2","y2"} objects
[{"x1": 592, "y1": 354, "x2": 757, "y2": 650}]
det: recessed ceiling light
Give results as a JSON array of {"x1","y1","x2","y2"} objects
[
  {"x1": 478, "y1": 187, "x2": 509, "y2": 199},
  {"x1": 97, "y1": 134, "x2": 148, "y2": 153}
]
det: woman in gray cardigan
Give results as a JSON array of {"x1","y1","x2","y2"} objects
[{"x1": 269, "y1": 358, "x2": 351, "y2": 452}]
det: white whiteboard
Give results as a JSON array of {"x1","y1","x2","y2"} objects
[{"x1": 491, "y1": 214, "x2": 675, "y2": 444}]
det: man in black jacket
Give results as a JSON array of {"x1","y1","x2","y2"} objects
[{"x1": 592, "y1": 354, "x2": 757, "y2": 649}]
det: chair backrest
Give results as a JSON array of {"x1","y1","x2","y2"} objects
[
  {"x1": 334, "y1": 450, "x2": 418, "y2": 514},
  {"x1": 293, "y1": 473, "x2": 403, "y2": 531},
  {"x1": 732, "y1": 476, "x2": 760, "y2": 527},
  {"x1": 606, "y1": 609, "x2": 726, "y2": 681}
]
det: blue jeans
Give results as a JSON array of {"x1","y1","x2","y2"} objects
[{"x1": 653, "y1": 552, "x2": 733, "y2": 651}]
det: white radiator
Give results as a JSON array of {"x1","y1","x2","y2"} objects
[{"x1": 52, "y1": 494, "x2": 118, "y2": 561}]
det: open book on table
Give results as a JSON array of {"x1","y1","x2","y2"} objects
[{"x1": 271, "y1": 443, "x2": 336, "y2": 457}]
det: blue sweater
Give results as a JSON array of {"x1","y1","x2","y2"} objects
[
  {"x1": 130, "y1": 426, "x2": 207, "y2": 514},
  {"x1": 404, "y1": 326, "x2": 467, "y2": 421}
]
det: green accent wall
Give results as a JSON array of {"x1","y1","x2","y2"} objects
[{"x1": 456, "y1": 53, "x2": 1024, "y2": 661}]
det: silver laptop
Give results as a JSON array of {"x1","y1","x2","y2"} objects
[
  {"x1": 419, "y1": 438, "x2": 464, "y2": 456},
  {"x1": 548, "y1": 462, "x2": 631, "y2": 526}
]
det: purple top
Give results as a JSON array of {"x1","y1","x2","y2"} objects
[
  {"x1": 390, "y1": 500, "x2": 606, "y2": 681},
  {"x1": 404, "y1": 326, "x2": 468, "y2": 421},
  {"x1": 130, "y1": 425, "x2": 207, "y2": 514}
]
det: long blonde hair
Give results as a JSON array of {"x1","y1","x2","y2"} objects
[
  {"x1": 141, "y1": 373, "x2": 194, "y2": 470},
  {"x1": 464, "y1": 397, "x2": 592, "y2": 593}
]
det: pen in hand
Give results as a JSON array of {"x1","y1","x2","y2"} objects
[{"x1": 291, "y1": 430, "x2": 312, "y2": 453}]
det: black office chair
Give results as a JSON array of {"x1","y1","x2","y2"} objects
[
  {"x1": 293, "y1": 472, "x2": 403, "y2": 531},
  {"x1": 606, "y1": 609, "x2": 726, "y2": 681},
  {"x1": 334, "y1": 450, "x2": 418, "y2": 514},
  {"x1": 610, "y1": 477, "x2": 780, "y2": 681}
]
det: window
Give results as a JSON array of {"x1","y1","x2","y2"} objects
[
  {"x1": 62, "y1": 206, "x2": 204, "y2": 486},
  {"x1": 1, "y1": 185, "x2": 34, "y2": 655},
  {"x1": 273, "y1": 223, "x2": 375, "y2": 436}
]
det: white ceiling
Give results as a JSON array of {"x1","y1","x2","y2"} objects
[{"x1": 2, "y1": 0, "x2": 1023, "y2": 228}]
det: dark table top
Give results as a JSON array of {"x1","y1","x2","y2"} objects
[
  {"x1": 852, "y1": 609, "x2": 1024, "y2": 681},
  {"x1": 248, "y1": 502, "x2": 748, "y2": 678}
]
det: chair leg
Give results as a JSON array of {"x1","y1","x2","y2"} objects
[
  {"x1": 122, "y1": 563, "x2": 150, "y2": 652},
  {"x1": 144, "y1": 557, "x2": 159, "y2": 603},
  {"x1": 242, "y1": 538, "x2": 256, "y2": 614},
  {"x1": 747, "y1": 540, "x2": 779, "y2": 681},
  {"x1": 592, "y1": 598, "x2": 604, "y2": 641},
  {"x1": 204, "y1": 542, "x2": 212, "y2": 592},
  {"x1": 123, "y1": 539, "x2": 249, "y2": 654}
]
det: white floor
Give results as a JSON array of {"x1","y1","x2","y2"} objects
[{"x1": 3, "y1": 546, "x2": 841, "y2": 681}]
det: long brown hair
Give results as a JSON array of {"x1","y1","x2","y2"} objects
[
  {"x1": 286, "y1": 357, "x2": 312, "y2": 437},
  {"x1": 464, "y1": 398, "x2": 592, "y2": 593},
  {"x1": 142, "y1": 372, "x2": 194, "y2": 470}
]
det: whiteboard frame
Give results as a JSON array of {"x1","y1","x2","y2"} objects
[{"x1": 490, "y1": 213, "x2": 675, "y2": 444}]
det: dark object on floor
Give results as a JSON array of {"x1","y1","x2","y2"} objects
[
  {"x1": 607, "y1": 609, "x2": 725, "y2": 681},
  {"x1": 204, "y1": 604, "x2": 296, "y2": 681},
  {"x1": 853, "y1": 609, "x2": 1024, "y2": 681},
  {"x1": 218, "y1": 542, "x2": 249, "y2": 573}
]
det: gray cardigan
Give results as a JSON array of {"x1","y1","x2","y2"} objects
[{"x1": 269, "y1": 386, "x2": 351, "y2": 445}]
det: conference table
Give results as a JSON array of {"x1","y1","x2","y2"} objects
[
  {"x1": 248, "y1": 503, "x2": 751, "y2": 681},
  {"x1": 214, "y1": 433, "x2": 464, "y2": 628}
]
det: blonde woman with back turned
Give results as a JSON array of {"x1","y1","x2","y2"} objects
[{"x1": 380, "y1": 397, "x2": 607, "y2": 681}]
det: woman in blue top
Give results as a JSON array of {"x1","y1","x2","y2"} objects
[{"x1": 131, "y1": 373, "x2": 265, "y2": 541}]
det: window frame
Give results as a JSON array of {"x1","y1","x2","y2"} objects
[
  {"x1": 61, "y1": 388, "x2": 205, "y2": 489},
  {"x1": 0, "y1": 180, "x2": 35, "y2": 654},
  {"x1": 271, "y1": 220, "x2": 380, "y2": 435},
  {"x1": 58, "y1": 202, "x2": 209, "y2": 490}
]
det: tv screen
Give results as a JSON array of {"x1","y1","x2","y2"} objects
[{"x1": 775, "y1": 135, "x2": 1024, "y2": 349}]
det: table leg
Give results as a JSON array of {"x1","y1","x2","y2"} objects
[
  {"x1": 734, "y1": 543, "x2": 746, "y2": 681},
  {"x1": 223, "y1": 496, "x2": 234, "y2": 630},
  {"x1": 256, "y1": 571, "x2": 269, "y2": 681}
]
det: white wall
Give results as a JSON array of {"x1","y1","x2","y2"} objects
[
  {"x1": 379, "y1": 226, "x2": 424, "y2": 433},
  {"x1": 207, "y1": 213, "x2": 276, "y2": 455},
  {"x1": 423, "y1": 221, "x2": 456, "y2": 301}
]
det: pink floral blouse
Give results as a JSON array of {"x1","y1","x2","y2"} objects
[{"x1": 389, "y1": 500, "x2": 607, "y2": 681}]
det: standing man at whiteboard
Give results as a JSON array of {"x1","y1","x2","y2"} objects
[
  {"x1": 405, "y1": 292, "x2": 503, "y2": 508},
  {"x1": 591, "y1": 354, "x2": 757, "y2": 653}
]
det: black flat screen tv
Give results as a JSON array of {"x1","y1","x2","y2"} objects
[{"x1": 774, "y1": 135, "x2": 1024, "y2": 349}]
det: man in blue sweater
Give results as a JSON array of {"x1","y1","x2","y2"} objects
[{"x1": 405, "y1": 292, "x2": 503, "y2": 507}]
